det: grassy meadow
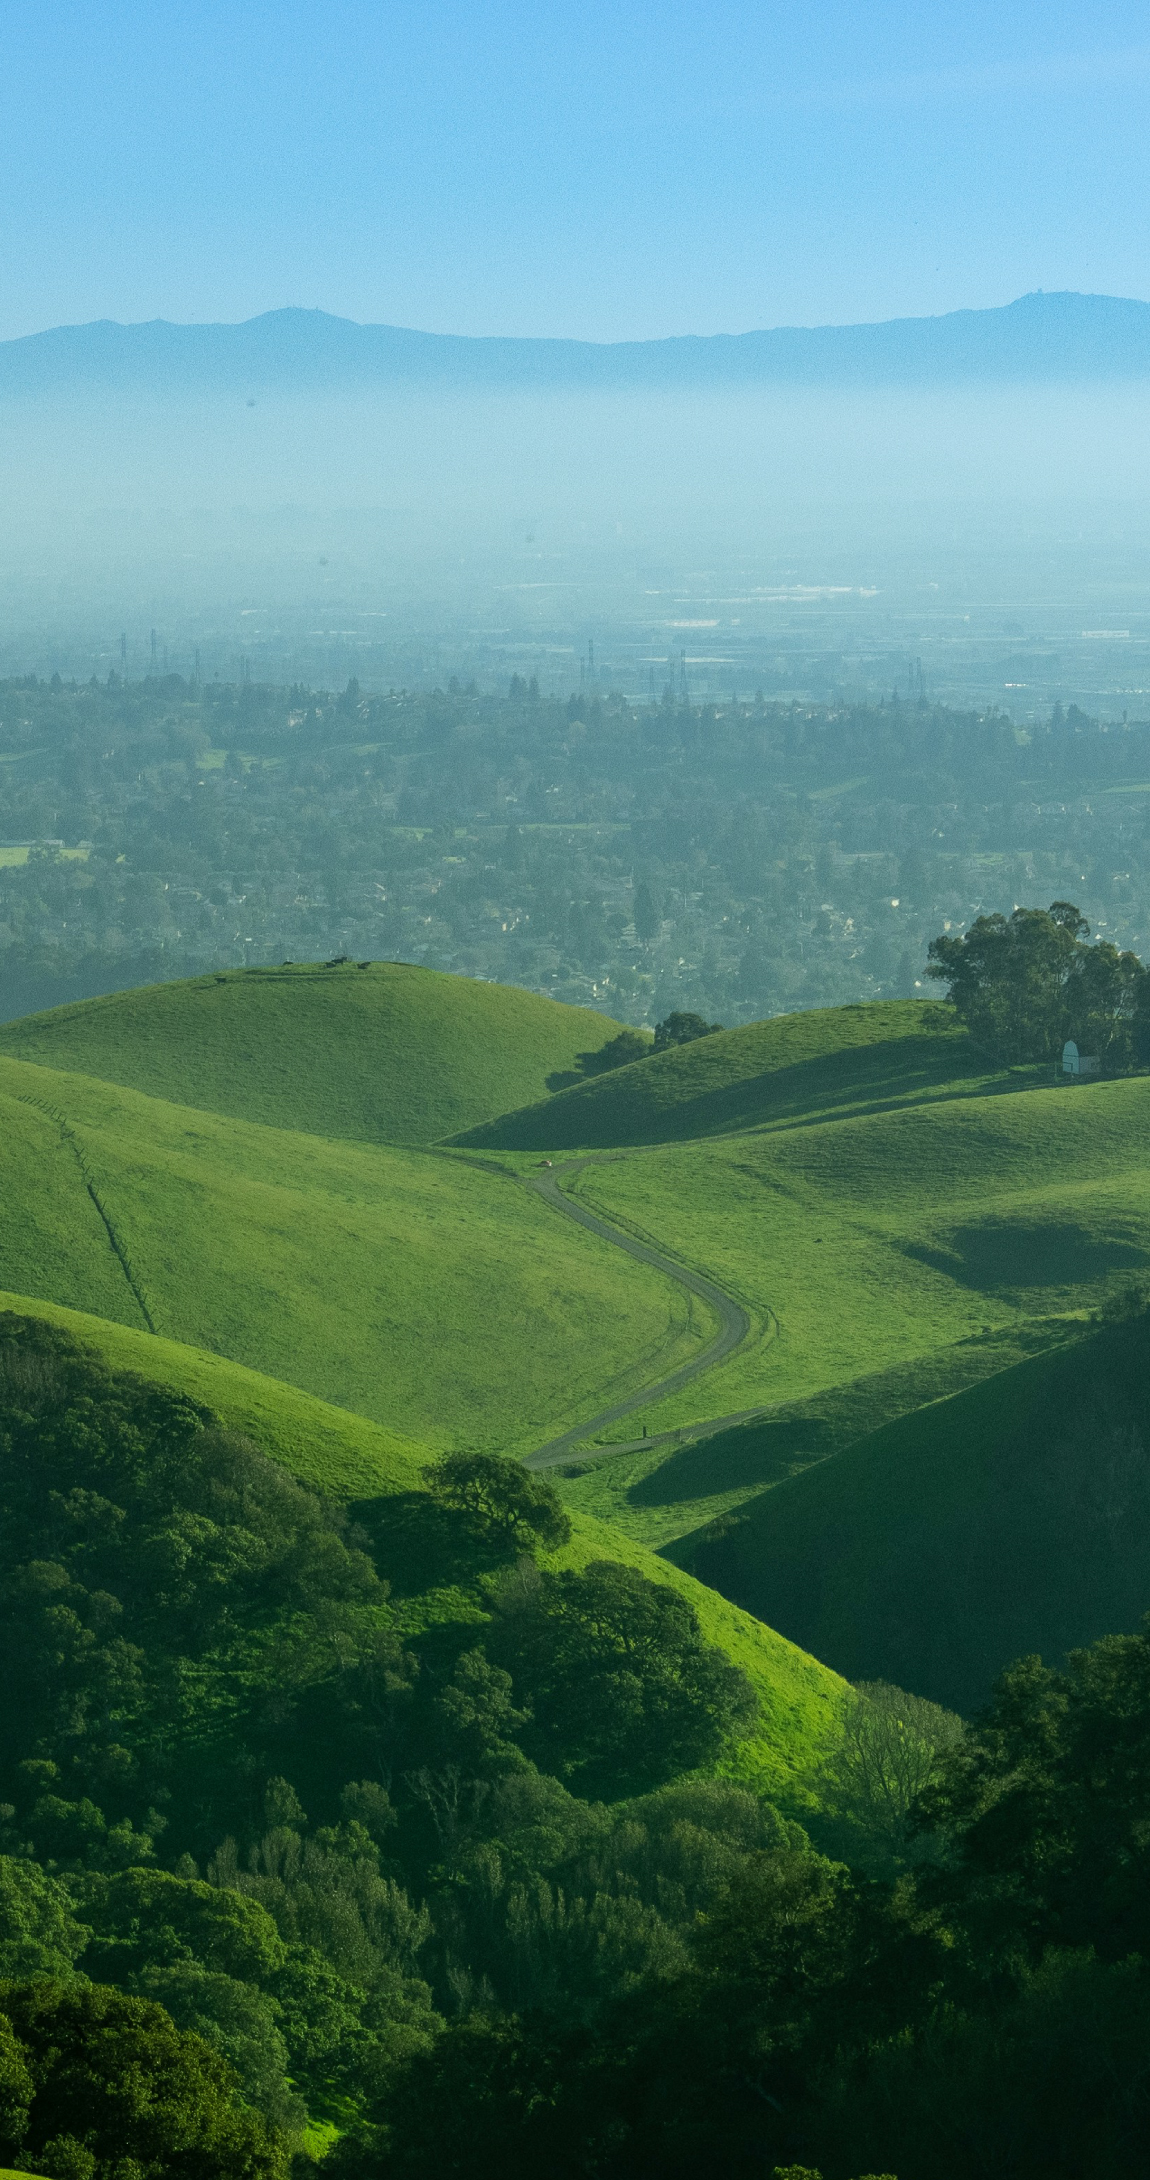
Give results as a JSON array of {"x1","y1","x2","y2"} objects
[
  {"x1": 534, "y1": 1069, "x2": 1150, "y2": 1596},
  {"x1": 0, "y1": 960, "x2": 624, "y2": 1146},
  {"x1": 0, "y1": 1054, "x2": 714, "y2": 1454},
  {"x1": 458, "y1": 997, "x2": 1027, "y2": 1150},
  {"x1": 563, "y1": 1072, "x2": 1150, "y2": 1423}
]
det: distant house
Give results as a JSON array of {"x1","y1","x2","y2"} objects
[{"x1": 1062, "y1": 1039, "x2": 1101, "y2": 1077}]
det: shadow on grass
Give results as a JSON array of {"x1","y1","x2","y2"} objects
[
  {"x1": 467, "y1": 1030, "x2": 1003, "y2": 1152},
  {"x1": 907, "y1": 1219, "x2": 1150, "y2": 1293},
  {"x1": 627, "y1": 1413, "x2": 837, "y2": 1507},
  {"x1": 629, "y1": 1322, "x2": 1082, "y2": 1515}
]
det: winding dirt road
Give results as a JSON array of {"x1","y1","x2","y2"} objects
[{"x1": 518, "y1": 1156, "x2": 760, "y2": 1468}]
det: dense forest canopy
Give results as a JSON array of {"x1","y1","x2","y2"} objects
[{"x1": 2, "y1": 673, "x2": 1149, "y2": 1026}]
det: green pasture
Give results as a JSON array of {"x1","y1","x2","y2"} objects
[
  {"x1": 553, "y1": 1072, "x2": 1150, "y2": 1537},
  {"x1": 0, "y1": 1055, "x2": 712, "y2": 1455},
  {"x1": 0, "y1": 1290, "x2": 848, "y2": 1804},
  {"x1": 0, "y1": 960, "x2": 624, "y2": 1147},
  {"x1": 459, "y1": 997, "x2": 1025, "y2": 1152}
]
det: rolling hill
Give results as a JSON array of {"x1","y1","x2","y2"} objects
[
  {"x1": 9, "y1": 961, "x2": 1150, "y2": 1732},
  {"x1": 0, "y1": 1290, "x2": 848, "y2": 1803},
  {"x1": 458, "y1": 998, "x2": 1007, "y2": 1151},
  {"x1": 554, "y1": 1066, "x2": 1150, "y2": 1451},
  {"x1": 0, "y1": 961, "x2": 624, "y2": 1147},
  {"x1": 669, "y1": 1308, "x2": 1150, "y2": 1715},
  {"x1": 0, "y1": 1053, "x2": 712, "y2": 1453}
]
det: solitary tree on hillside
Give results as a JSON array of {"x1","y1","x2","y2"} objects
[
  {"x1": 653, "y1": 1011, "x2": 723, "y2": 1051},
  {"x1": 578, "y1": 1028, "x2": 653, "y2": 1074},
  {"x1": 422, "y1": 1452, "x2": 571, "y2": 1556}
]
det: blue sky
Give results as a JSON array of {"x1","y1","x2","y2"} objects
[{"x1": 3, "y1": 0, "x2": 1150, "y2": 342}]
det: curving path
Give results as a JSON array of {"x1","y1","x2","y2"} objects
[{"x1": 511, "y1": 1155, "x2": 762, "y2": 1468}]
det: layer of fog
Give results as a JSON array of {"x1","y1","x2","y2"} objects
[
  {"x1": 2, "y1": 379, "x2": 1150, "y2": 682},
  {"x1": 2, "y1": 377, "x2": 1149, "y2": 526}
]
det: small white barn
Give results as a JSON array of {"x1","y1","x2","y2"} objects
[{"x1": 1062, "y1": 1040, "x2": 1101, "y2": 1077}]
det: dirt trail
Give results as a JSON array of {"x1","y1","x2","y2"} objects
[{"x1": 518, "y1": 1155, "x2": 761, "y2": 1467}]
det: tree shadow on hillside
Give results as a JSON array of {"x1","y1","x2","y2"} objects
[
  {"x1": 517, "y1": 1033, "x2": 994, "y2": 1152},
  {"x1": 347, "y1": 1492, "x2": 508, "y2": 1599},
  {"x1": 906, "y1": 1220, "x2": 1150, "y2": 1294},
  {"x1": 699, "y1": 1032, "x2": 991, "y2": 1138},
  {"x1": 626, "y1": 1413, "x2": 837, "y2": 1508}
]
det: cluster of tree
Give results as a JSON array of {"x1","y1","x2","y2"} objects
[
  {"x1": 0, "y1": 1315, "x2": 760, "y2": 2168},
  {"x1": 9, "y1": 1308, "x2": 1150, "y2": 2175},
  {"x1": 927, "y1": 899, "x2": 1150, "y2": 1067},
  {"x1": 3, "y1": 673, "x2": 1150, "y2": 1032},
  {"x1": 342, "y1": 1624, "x2": 1150, "y2": 2178},
  {"x1": 0, "y1": 1978, "x2": 285, "y2": 2178}
]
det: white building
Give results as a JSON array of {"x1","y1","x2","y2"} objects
[{"x1": 1062, "y1": 1040, "x2": 1100, "y2": 1077}]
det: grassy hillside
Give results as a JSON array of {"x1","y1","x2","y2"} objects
[
  {"x1": 457, "y1": 999, "x2": 1012, "y2": 1150},
  {"x1": 0, "y1": 1290, "x2": 848, "y2": 1803},
  {"x1": 0, "y1": 961, "x2": 624, "y2": 1146},
  {"x1": 556, "y1": 1316, "x2": 1070, "y2": 1552},
  {"x1": 0, "y1": 1056, "x2": 713, "y2": 1455},
  {"x1": 0, "y1": 1286, "x2": 426, "y2": 1498},
  {"x1": 559, "y1": 1071, "x2": 1150, "y2": 1452},
  {"x1": 669, "y1": 1310, "x2": 1150, "y2": 1715}
]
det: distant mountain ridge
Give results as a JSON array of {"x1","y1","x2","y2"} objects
[{"x1": 5, "y1": 290, "x2": 1150, "y2": 395}]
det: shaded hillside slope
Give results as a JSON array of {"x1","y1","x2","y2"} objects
[
  {"x1": 458, "y1": 1000, "x2": 1003, "y2": 1151},
  {"x1": 559, "y1": 1070, "x2": 1150, "y2": 1448},
  {"x1": 0, "y1": 1292, "x2": 847, "y2": 1802},
  {"x1": 0, "y1": 1056, "x2": 711, "y2": 1454},
  {"x1": 0, "y1": 962, "x2": 623, "y2": 1146},
  {"x1": 671, "y1": 1311, "x2": 1150, "y2": 1714},
  {"x1": 556, "y1": 1316, "x2": 1070, "y2": 1552}
]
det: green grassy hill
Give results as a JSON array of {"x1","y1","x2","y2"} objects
[
  {"x1": 553, "y1": 1069, "x2": 1150, "y2": 1453},
  {"x1": 11, "y1": 965, "x2": 1150, "y2": 1740},
  {"x1": 457, "y1": 999, "x2": 1011, "y2": 1151},
  {"x1": 668, "y1": 1310, "x2": 1150, "y2": 1714},
  {"x1": 0, "y1": 1290, "x2": 848, "y2": 1804},
  {"x1": 0, "y1": 962, "x2": 624, "y2": 1146},
  {"x1": 0, "y1": 1055, "x2": 713, "y2": 1455}
]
